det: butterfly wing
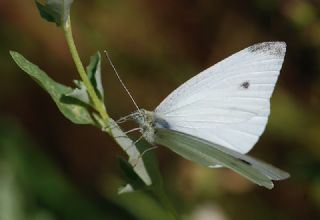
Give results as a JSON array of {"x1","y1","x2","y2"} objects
[
  {"x1": 155, "y1": 128, "x2": 290, "y2": 189},
  {"x1": 155, "y1": 42, "x2": 286, "y2": 154}
]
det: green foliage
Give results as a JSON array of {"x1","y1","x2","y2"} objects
[
  {"x1": 68, "y1": 79, "x2": 92, "y2": 106},
  {"x1": 9, "y1": 51, "x2": 160, "y2": 195},
  {"x1": 66, "y1": 52, "x2": 104, "y2": 106},
  {"x1": 9, "y1": 49, "x2": 168, "y2": 199},
  {"x1": 102, "y1": 120, "x2": 177, "y2": 219},
  {"x1": 108, "y1": 119, "x2": 152, "y2": 186},
  {"x1": 116, "y1": 139, "x2": 165, "y2": 192},
  {"x1": 35, "y1": 0, "x2": 74, "y2": 26},
  {"x1": 10, "y1": 51, "x2": 95, "y2": 125},
  {"x1": 9, "y1": 39, "x2": 176, "y2": 218},
  {"x1": 87, "y1": 52, "x2": 104, "y2": 100},
  {"x1": 118, "y1": 157, "x2": 146, "y2": 193}
]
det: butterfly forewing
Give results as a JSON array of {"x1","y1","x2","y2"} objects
[{"x1": 155, "y1": 42, "x2": 286, "y2": 154}]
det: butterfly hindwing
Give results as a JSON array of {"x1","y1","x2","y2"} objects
[{"x1": 155, "y1": 128, "x2": 289, "y2": 189}]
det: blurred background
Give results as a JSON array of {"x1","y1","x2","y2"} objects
[{"x1": 1, "y1": 0, "x2": 320, "y2": 219}]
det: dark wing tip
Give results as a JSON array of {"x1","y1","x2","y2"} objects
[{"x1": 248, "y1": 42, "x2": 286, "y2": 57}]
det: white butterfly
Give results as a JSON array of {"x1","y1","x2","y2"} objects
[{"x1": 117, "y1": 42, "x2": 290, "y2": 189}]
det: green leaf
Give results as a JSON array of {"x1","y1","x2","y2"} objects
[
  {"x1": 66, "y1": 80, "x2": 92, "y2": 105},
  {"x1": 134, "y1": 140, "x2": 164, "y2": 189},
  {"x1": 108, "y1": 118, "x2": 152, "y2": 186},
  {"x1": 117, "y1": 157, "x2": 146, "y2": 194},
  {"x1": 108, "y1": 118, "x2": 163, "y2": 186},
  {"x1": 87, "y1": 52, "x2": 104, "y2": 100},
  {"x1": 109, "y1": 119, "x2": 169, "y2": 203},
  {"x1": 10, "y1": 51, "x2": 95, "y2": 125},
  {"x1": 118, "y1": 184, "x2": 134, "y2": 194},
  {"x1": 65, "y1": 52, "x2": 103, "y2": 107},
  {"x1": 133, "y1": 141, "x2": 179, "y2": 219},
  {"x1": 115, "y1": 140, "x2": 178, "y2": 218},
  {"x1": 35, "y1": 0, "x2": 74, "y2": 26},
  {"x1": 96, "y1": 119, "x2": 178, "y2": 217},
  {"x1": 116, "y1": 140, "x2": 164, "y2": 194}
]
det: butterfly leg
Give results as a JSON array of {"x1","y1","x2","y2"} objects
[
  {"x1": 124, "y1": 134, "x2": 144, "y2": 152},
  {"x1": 106, "y1": 120, "x2": 141, "y2": 138},
  {"x1": 125, "y1": 127, "x2": 141, "y2": 134},
  {"x1": 101, "y1": 115, "x2": 133, "y2": 132},
  {"x1": 131, "y1": 145, "x2": 159, "y2": 168},
  {"x1": 116, "y1": 113, "x2": 136, "y2": 124},
  {"x1": 112, "y1": 127, "x2": 142, "y2": 139}
]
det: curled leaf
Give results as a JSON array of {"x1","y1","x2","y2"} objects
[
  {"x1": 35, "y1": 0, "x2": 74, "y2": 26},
  {"x1": 87, "y1": 52, "x2": 104, "y2": 100}
]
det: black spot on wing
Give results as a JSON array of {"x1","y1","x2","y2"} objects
[
  {"x1": 239, "y1": 158, "x2": 252, "y2": 166},
  {"x1": 248, "y1": 42, "x2": 286, "y2": 57},
  {"x1": 240, "y1": 81, "x2": 250, "y2": 89}
]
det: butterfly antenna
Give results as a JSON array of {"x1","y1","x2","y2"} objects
[{"x1": 104, "y1": 50, "x2": 140, "y2": 112}]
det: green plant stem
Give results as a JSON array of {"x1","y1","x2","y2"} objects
[
  {"x1": 63, "y1": 14, "x2": 178, "y2": 219},
  {"x1": 63, "y1": 16, "x2": 109, "y2": 123}
]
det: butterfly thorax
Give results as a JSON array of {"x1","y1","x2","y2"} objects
[
  {"x1": 132, "y1": 109, "x2": 156, "y2": 143},
  {"x1": 132, "y1": 109, "x2": 171, "y2": 144}
]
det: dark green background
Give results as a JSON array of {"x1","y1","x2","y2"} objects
[{"x1": 1, "y1": 0, "x2": 319, "y2": 219}]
